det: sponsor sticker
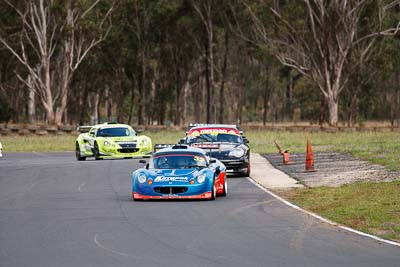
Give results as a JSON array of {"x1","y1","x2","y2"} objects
[
  {"x1": 188, "y1": 128, "x2": 240, "y2": 136},
  {"x1": 154, "y1": 176, "x2": 189, "y2": 183}
]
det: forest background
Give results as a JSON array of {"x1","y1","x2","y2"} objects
[{"x1": 0, "y1": 0, "x2": 400, "y2": 128}]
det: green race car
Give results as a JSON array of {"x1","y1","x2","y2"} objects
[{"x1": 75, "y1": 122, "x2": 152, "y2": 161}]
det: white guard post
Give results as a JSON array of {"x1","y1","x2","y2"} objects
[{"x1": 0, "y1": 141, "x2": 2, "y2": 158}]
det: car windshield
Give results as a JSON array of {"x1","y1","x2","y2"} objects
[
  {"x1": 152, "y1": 154, "x2": 207, "y2": 169},
  {"x1": 97, "y1": 127, "x2": 135, "y2": 137},
  {"x1": 186, "y1": 133, "x2": 242, "y2": 144}
]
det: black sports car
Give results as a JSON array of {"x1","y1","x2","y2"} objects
[{"x1": 179, "y1": 124, "x2": 250, "y2": 176}]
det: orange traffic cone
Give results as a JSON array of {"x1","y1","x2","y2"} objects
[
  {"x1": 282, "y1": 151, "x2": 291, "y2": 165},
  {"x1": 305, "y1": 138, "x2": 315, "y2": 172}
]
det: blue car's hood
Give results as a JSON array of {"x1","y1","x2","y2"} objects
[{"x1": 147, "y1": 169, "x2": 202, "y2": 183}]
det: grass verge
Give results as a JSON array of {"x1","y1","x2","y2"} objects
[
  {"x1": 0, "y1": 135, "x2": 77, "y2": 152},
  {"x1": 282, "y1": 182, "x2": 400, "y2": 242}
]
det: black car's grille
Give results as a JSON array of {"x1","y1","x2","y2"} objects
[
  {"x1": 154, "y1": 187, "x2": 188, "y2": 194},
  {"x1": 117, "y1": 148, "x2": 140, "y2": 153},
  {"x1": 222, "y1": 161, "x2": 247, "y2": 170}
]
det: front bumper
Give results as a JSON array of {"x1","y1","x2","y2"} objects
[
  {"x1": 220, "y1": 158, "x2": 249, "y2": 172},
  {"x1": 133, "y1": 192, "x2": 212, "y2": 200},
  {"x1": 99, "y1": 148, "x2": 152, "y2": 158},
  {"x1": 133, "y1": 180, "x2": 213, "y2": 199}
]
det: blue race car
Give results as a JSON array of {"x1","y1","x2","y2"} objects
[{"x1": 132, "y1": 145, "x2": 227, "y2": 201}]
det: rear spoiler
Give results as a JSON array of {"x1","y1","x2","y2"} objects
[
  {"x1": 153, "y1": 144, "x2": 175, "y2": 151},
  {"x1": 153, "y1": 144, "x2": 191, "y2": 151},
  {"x1": 77, "y1": 125, "x2": 92, "y2": 133}
]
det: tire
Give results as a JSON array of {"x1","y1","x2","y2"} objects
[
  {"x1": 209, "y1": 180, "x2": 217, "y2": 200},
  {"x1": 243, "y1": 156, "x2": 251, "y2": 177},
  {"x1": 94, "y1": 142, "x2": 102, "y2": 160},
  {"x1": 221, "y1": 176, "x2": 228, "y2": 197},
  {"x1": 75, "y1": 142, "x2": 86, "y2": 161}
]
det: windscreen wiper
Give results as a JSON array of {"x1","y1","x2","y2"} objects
[{"x1": 196, "y1": 135, "x2": 214, "y2": 142}]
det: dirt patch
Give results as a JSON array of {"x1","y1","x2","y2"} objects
[{"x1": 263, "y1": 152, "x2": 400, "y2": 187}]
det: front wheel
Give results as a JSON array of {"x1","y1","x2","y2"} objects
[
  {"x1": 209, "y1": 180, "x2": 217, "y2": 200},
  {"x1": 243, "y1": 157, "x2": 250, "y2": 177},
  {"x1": 75, "y1": 142, "x2": 86, "y2": 161},
  {"x1": 94, "y1": 142, "x2": 102, "y2": 160}
]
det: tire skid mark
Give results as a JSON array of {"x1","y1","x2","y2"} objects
[
  {"x1": 0, "y1": 167, "x2": 41, "y2": 203},
  {"x1": 94, "y1": 234, "x2": 129, "y2": 257},
  {"x1": 228, "y1": 199, "x2": 277, "y2": 216},
  {"x1": 289, "y1": 215, "x2": 314, "y2": 251},
  {"x1": 78, "y1": 182, "x2": 86, "y2": 192}
]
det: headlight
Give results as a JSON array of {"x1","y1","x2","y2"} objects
[
  {"x1": 140, "y1": 139, "x2": 149, "y2": 147},
  {"x1": 229, "y1": 148, "x2": 245, "y2": 158},
  {"x1": 138, "y1": 174, "x2": 147, "y2": 183},
  {"x1": 197, "y1": 174, "x2": 206, "y2": 184},
  {"x1": 104, "y1": 141, "x2": 110, "y2": 147}
]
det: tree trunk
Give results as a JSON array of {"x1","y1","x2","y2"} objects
[
  {"x1": 128, "y1": 83, "x2": 135, "y2": 125},
  {"x1": 182, "y1": 80, "x2": 189, "y2": 126},
  {"x1": 204, "y1": 39, "x2": 211, "y2": 123},
  {"x1": 27, "y1": 76, "x2": 36, "y2": 123},
  {"x1": 348, "y1": 93, "x2": 358, "y2": 127},
  {"x1": 138, "y1": 50, "x2": 146, "y2": 125},
  {"x1": 263, "y1": 74, "x2": 269, "y2": 126},
  {"x1": 219, "y1": 31, "x2": 229, "y2": 124},
  {"x1": 79, "y1": 83, "x2": 89, "y2": 125},
  {"x1": 54, "y1": 78, "x2": 69, "y2": 126},
  {"x1": 327, "y1": 92, "x2": 338, "y2": 126},
  {"x1": 116, "y1": 67, "x2": 125, "y2": 123},
  {"x1": 194, "y1": 62, "x2": 202, "y2": 123},
  {"x1": 207, "y1": 15, "x2": 215, "y2": 124},
  {"x1": 104, "y1": 87, "x2": 112, "y2": 121},
  {"x1": 89, "y1": 92, "x2": 99, "y2": 125},
  {"x1": 286, "y1": 74, "x2": 293, "y2": 121},
  {"x1": 43, "y1": 57, "x2": 54, "y2": 124},
  {"x1": 174, "y1": 53, "x2": 181, "y2": 126},
  {"x1": 319, "y1": 95, "x2": 325, "y2": 126}
]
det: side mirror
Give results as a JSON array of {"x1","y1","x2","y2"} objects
[
  {"x1": 178, "y1": 138, "x2": 186, "y2": 144},
  {"x1": 139, "y1": 159, "x2": 146, "y2": 164},
  {"x1": 242, "y1": 136, "x2": 249, "y2": 144},
  {"x1": 209, "y1": 158, "x2": 217, "y2": 164},
  {"x1": 136, "y1": 128, "x2": 143, "y2": 134},
  {"x1": 215, "y1": 166, "x2": 221, "y2": 176},
  {"x1": 145, "y1": 163, "x2": 149, "y2": 170}
]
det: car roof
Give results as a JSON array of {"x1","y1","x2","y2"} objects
[
  {"x1": 94, "y1": 123, "x2": 133, "y2": 129},
  {"x1": 154, "y1": 146, "x2": 206, "y2": 157}
]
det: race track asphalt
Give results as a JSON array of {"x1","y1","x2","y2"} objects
[{"x1": 0, "y1": 152, "x2": 399, "y2": 267}]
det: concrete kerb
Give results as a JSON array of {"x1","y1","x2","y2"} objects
[
  {"x1": 250, "y1": 153, "x2": 303, "y2": 190},
  {"x1": 249, "y1": 153, "x2": 400, "y2": 248}
]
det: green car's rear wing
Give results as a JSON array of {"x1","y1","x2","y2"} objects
[{"x1": 77, "y1": 126, "x2": 92, "y2": 133}]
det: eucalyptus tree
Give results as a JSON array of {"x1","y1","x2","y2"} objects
[
  {"x1": 245, "y1": 0, "x2": 400, "y2": 126},
  {"x1": 0, "y1": 0, "x2": 114, "y2": 125}
]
